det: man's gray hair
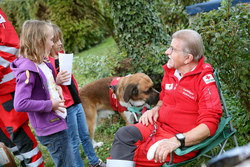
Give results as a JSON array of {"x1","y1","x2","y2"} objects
[{"x1": 172, "y1": 29, "x2": 204, "y2": 61}]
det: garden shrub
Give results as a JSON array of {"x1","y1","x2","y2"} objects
[
  {"x1": 189, "y1": 2, "x2": 250, "y2": 112},
  {"x1": 45, "y1": 0, "x2": 108, "y2": 53},
  {"x1": 0, "y1": 0, "x2": 30, "y2": 34},
  {"x1": 0, "y1": 0, "x2": 109, "y2": 53},
  {"x1": 156, "y1": 0, "x2": 208, "y2": 36},
  {"x1": 109, "y1": 0, "x2": 169, "y2": 90},
  {"x1": 188, "y1": 2, "x2": 249, "y2": 147}
]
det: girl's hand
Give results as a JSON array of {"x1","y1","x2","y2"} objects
[
  {"x1": 51, "y1": 98, "x2": 66, "y2": 113},
  {"x1": 56, "y1": 71, "x2": 70, "y2": 85},
  {"x1": 56, "y1": 85, "x2": 64, "y2": 100}
]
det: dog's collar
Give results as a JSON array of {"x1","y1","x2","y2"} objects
[
  {"x1": 109, "y1": 77, "x2": 122, "y2": 93},
  {"x1": 109, "y1": 77, "x2": 127, "y2": 113}
]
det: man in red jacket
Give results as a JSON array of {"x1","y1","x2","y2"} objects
[
  {"x1": 107, "y1": 29, "x2": 222, "y2": 167},
  {"x1": 0, "y1": 8, "x2": 44, "y2": 167}
]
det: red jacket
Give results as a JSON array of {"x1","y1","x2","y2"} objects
[
  {"x1": 158, "y1": 57, "x2": 222, "y2": 136},
  {"x1": 49, "y1": 56, "x2": 80, "y2": 108},
  {"x1": 0, "y1": 8, "x2": 19, "y2": 96}
]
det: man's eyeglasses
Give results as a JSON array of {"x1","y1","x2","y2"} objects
[{"x1": 168, "y1": 46, "x2": 188, "y2": 55}]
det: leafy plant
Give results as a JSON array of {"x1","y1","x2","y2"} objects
[
  {"x1": 189, "y1": 2, "x2": 250, "y2": 112},
  {"x1": 108, "y1": 0, "x2": 169, "y2": 90},
  {"x1": 0, "y1": 0, "x2": 30, "y2": 34},
  {"x1": 46, "y1": 0, "x2": 107, "y2": 53},
  {"x1": 156, "y1": 0, "x2": 188, "y2": 36},
  {"x1": 0, "y1": 0, "x2": 110, "y2": 53}
]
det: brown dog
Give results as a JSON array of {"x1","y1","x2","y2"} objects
[{"x1": 79, "y1": 73, "x2": 159, "y2": 147}]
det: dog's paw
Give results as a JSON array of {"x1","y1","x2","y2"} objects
[
  {"x1": 93, "y1": 141, "x2": 104, "y2": 148},
  {"x1": 147, "y1": 140, "x2": 164, "y2": 160}
]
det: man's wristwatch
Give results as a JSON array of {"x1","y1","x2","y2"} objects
[{"x1": 175, "y1": 133, "x2": 185, "y2": 149}]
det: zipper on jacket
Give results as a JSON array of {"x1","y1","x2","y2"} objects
[
  {"x1": 173, "y1": 83, "x2": 178, "y2": 106},
  {"x1": 170, "y1": 73, "x2": 179, "y2": 106},
  {"x1": 208, "y1": 88, "x2": 211, "y2": 95},
  {"x1": 174, "y1": 84, "x2": 178, "y2": 90}
]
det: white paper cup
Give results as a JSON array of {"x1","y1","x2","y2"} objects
[{"x1": 59, "y1": 53, "x2": 73, "y2": 85}]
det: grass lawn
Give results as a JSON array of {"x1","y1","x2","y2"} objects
[{"x1": 73, "y1": 37, "x2": 119, "y2": 88}]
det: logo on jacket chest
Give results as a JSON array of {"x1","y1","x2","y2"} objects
[{"x1": 165, "y1": 83, "x2": 173, "y2": 90}]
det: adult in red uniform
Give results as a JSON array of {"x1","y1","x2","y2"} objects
[
  {"x1": 0, "y1": 8, "x2": 44, "y2": 167},
  {"x1": 107, "y1": 29, "x2": 222, "y2": 167}
]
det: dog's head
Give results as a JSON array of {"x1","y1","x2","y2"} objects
[{"x1": 116, "y1": 73, "x2": 159, "y2": 108}]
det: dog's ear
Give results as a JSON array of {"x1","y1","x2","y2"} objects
[{"x1": 123, "y1": 84, "x2": 138, "y2": 102}]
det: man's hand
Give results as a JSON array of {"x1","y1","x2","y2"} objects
[
  {"x1": 139, "y1": 108, "x2": 159, "y2": 126},
  {"x1": 154, "y1": 138, "x2": 180, "y2": 163},
  {"x1": 147, "y1": 137, "x2": 180, "y2": 163},
  {"x1": 139, "y1": 101, "x2": 162, "y2": 126},
  {"x1": 51, "y1": 98, "x2": 66, "y2": 113},
  {"x1": 56, "y1": 70, "x2": 70, "y2": 85}
]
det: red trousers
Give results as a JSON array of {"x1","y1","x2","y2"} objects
[
  {"x1": 132, "y1": 122, "x2": 197, "y2": 167},
  {"x1": 110, "y1": 122, "x2": 197, "y2": 167}
]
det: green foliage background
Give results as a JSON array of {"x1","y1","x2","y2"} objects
[
  {"x1": 108, "y1": 0, "x2": 168, "y2": 90},
  {"x1": 189, "y1": 3, "x2": 250, "y2": 112},
  {"x1": 0, "y1": 0, "x2": 110, "y2": 53},
  {"x1": 188, "y1": 2, "x2": 250, "y2": 147}
]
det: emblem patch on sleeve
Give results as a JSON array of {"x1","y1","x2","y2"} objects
[{"x1": 203, "y1": 74, "x2": 215, "y2": 84}]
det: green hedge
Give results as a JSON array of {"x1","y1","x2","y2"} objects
[
  {"x1": 47, "y1": 0, "x2": 107, "y2": 53},
  {"x1": 156, "y1": 0, "x2": 208, "y2": 36},
  {"x1": 0, "y1": 0, "x2": 109, "y2": 53},
  {"x1": 0, "y1": 0, "x2": 30, "y2": 34},
  {"x1": 109, "y1": 0, "x2": 169, "y2": 90},
  {"x1": 189, "y1": 2, "x2": 250, "y2": 112}
]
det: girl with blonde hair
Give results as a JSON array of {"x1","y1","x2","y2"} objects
[{"x1": 11, "y1": 20, "x2": 75, "y2": 167}]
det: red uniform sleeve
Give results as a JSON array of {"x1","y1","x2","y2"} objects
[{"x1": 197, "y1": 73, "x2": 223, "y2": 136}]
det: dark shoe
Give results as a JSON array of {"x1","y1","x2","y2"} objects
[{"x1": 89, "y1": 159, "x2": 106, "y2": 167}]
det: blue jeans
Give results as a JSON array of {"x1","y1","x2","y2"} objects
[
  {"x1": 67, "y1": 103, "x2": 99, "y2": 167},
  {"x1": 37, "y1": 129, "x2": 75, "y2": 167}
]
